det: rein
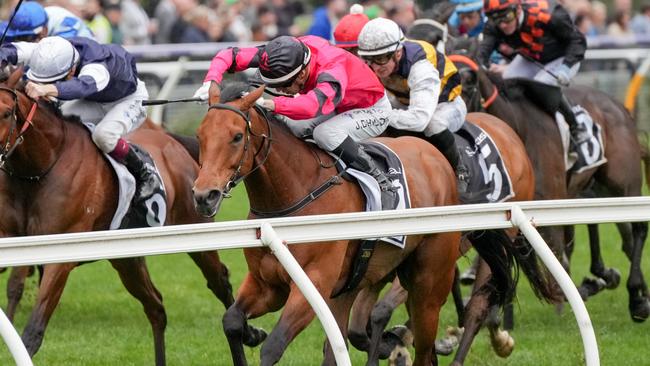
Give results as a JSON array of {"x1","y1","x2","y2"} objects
[
  {"x1": 448, "y1": 54, "x2": 499, "y2": 110},
  {"x1": 207, "y1": 101, "x2": 343, "y2": 217},
  {"x1": 207, "y1": 103, "x2": 273, "y2": 197},
  {"x1": 0, "y1": 86, "x2": 66, "y2": 181}
]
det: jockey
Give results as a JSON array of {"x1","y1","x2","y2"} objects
[
  {"x1": 357, "y1": 17, "x2": 470, "y2": 192},
  {"x1": 0, "y1": 36, "x2": 160, "y2": 203},
  {"x1": 449, "y1": 0, "x2": 487, "y2": 37},
  {"x1": 193, "y1": 35, "x2": 399, "y2": 209},
  {"x1": 332, "y1": 4, "x2": 369, "y2": 55},
  {"x1": 479, "y1": 0, "x2": 589, "y2": 144},
  {"x1": 5, "y1": 1, "x2": 95, "y2": 42}
]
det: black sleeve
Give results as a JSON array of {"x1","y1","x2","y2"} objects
[
  {"x1": 548, "y1": 5, "x2": 586, "y2": 67},
  {"x1": 478, "y1": 22, "x2": 500, "y2": 67}
]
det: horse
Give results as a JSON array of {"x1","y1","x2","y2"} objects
[
  {"x1": 448, "y1": 47, "x2": 650, "y2": 322},
  {"x1": 191, "y1": 82, "x2": 557, "y2": 365},
  {"x1": 346, "y1": 111, "x2": 540, "y2": 365},
  {"x1": 0, "y1": 72, "x2": 262, "y2": 365}
]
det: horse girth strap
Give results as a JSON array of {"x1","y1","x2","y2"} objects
[{"x1": 249, "y1": 174, "x2": 343, "y2": 218}]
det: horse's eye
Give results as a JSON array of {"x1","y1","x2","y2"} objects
[
  {"x1": 233, "y1": 133, "x2": 243, "y2": 143},
  {"x1": 2, "y1": 111, "x2": 10, "y2": 119}
]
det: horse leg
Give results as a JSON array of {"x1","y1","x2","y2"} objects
[
  {"x1": 348, "y1": 282, "x2": 383, "y2": 352},
  {"x1": 6, "y1": 266, "x2": 33, "y2": 322},
  {"x1": 110, "y1": 258, "x2": 166, "y2": 366},
  {"x1": 322, "y1": 291, "x2": 358, "y2": 366},
  {"x1": 627, "y1": 222, "x2": 650, "y2": 322},
  {"x1": 366, "y1": 277, "x2": 408, "y2": 364},
  {"x1": 451, "y1": 259, "x2": 491, "y2": 366},
  {"x1": 21, "y1": 263, "x2": 77, "y2": 356},
  {"x1": 259, "y1": 281, "x2": 320, "y2": 366},
  {"x1": 187, "y1": 251, "x2": 267, "y2": 347},
  {"x1": 224, "y1": 273, "x2": 285, "y2": 366}
]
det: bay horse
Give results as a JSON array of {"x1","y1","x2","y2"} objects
[
  {"x1": 448, "y1": 49, "x2": 650, "y2": 322},
  {"x1": 192, "y1": 82, "x2": 557, "y2": 365},
  {"x1": 0, "y1": 72, "x2": 263, "y2": 365},
  {"x1": 347, "y1": 112, "x2": 541, "y2": 365}
]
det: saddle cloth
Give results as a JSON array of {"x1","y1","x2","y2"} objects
[
  {"x1": 554, "y1": 105, "x2": 607, "y2": 173},
  {"x1": 332, "y1": 141, "x2": 412, "y2": 248},
  {"x1": 82, "y1": 123, "x2": 167, "y2": 229},
  {"x1": 454, "y1": 122, "x2": 514, "y2": 204}
]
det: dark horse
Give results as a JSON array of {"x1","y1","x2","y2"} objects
[
  {"x1": 0, "y1": 72, "x2": 261, "y2": 365},
  {"x1": 448, "y1": 49, "x2": 650, "y2": 322},
  {"x1": 192, "y1": 83, "x2": 557, "y2": 365}
]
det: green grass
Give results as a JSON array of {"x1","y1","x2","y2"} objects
[{"x1": 0, "y1": 184, "x2": 649, "y2": 365}]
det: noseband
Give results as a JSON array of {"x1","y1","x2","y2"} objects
[
  {"x1": 207, "y1": 102, "x2": 272, "y2": 197},
  {"x1": 0, "y1": 86, "x2": 65, "y2": 181}
]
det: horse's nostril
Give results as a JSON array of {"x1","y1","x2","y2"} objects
[{"x1": 207, "y1": 189, "x2": 221, "y2": 202}]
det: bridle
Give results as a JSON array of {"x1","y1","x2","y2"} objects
[
  {"x1": 0, "y1": 86, "x2": 66, "y2": 181},
  {"x1": 207, "y1": 102, "x2": 273, "y2": 198},
  {"x1": 447, "y1": 54, "x2": 499, "y2": 110}
]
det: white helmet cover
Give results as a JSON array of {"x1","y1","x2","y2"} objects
[
  {"x1": 26, "y1": 36, "x2": 80, "y2": 83},
  {"x1": 357, "y1": 17, "x2": 405, "y2": 56}
]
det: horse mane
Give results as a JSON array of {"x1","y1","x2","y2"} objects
[
  {"x1": 219, "y1": 82, "x2": 254, "y2": 103},
  {"x1": 10, "y1": 84, "x2": 84, "y2": 126}
]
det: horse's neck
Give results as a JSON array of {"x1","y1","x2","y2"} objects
[
  {"x1": 9, "y1": 103, "x2": 67, "y2": 177},
  {"x1": 244, "y1": 117, "x2": 330, "y2": 213},
  {"x1": 478, "y1": 72, "x2": 528, "y2": 137}
]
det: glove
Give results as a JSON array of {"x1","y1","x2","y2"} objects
[
  {"x1": 554, "y1": 64, "x2": 571, "y2": 87},
  {"x1": 192, "y1": 81, "x2": 212, "y2": 104},
  {"x1": 25, "y1": 82, "x2": 58, "y2": 100}
]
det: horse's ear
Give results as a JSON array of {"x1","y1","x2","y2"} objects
[
  {"x1": 208, "y1": 81, "x2": 221, "y2": 105},
  {"x1": 239, "y1": 86, "x2": 265, "y2": 111},
  {"x1": 7, "y1": 67, "x2": 24, "y2": 89}
]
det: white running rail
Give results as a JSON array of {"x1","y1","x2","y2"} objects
[{"x1": 3, "y1": 196, "x2": 650, "y2": 365}]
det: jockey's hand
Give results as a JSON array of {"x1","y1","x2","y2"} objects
[
  {"x1": 192, "y1": 81, "x2": 212, "y2": 104},
  {"x1": 261, "y1": 98, "x2": 275, "y2": 111},
  {"x1": 489, "y1": 63, "x2": 507, "y2": 75},
  {"x1": 25, "y1": 82, "x2": 58, "y2": 100},
  {"x1": 555, "y1": 64, "x2": 571, "y2": 87}
]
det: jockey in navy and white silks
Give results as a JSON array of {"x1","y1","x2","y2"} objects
[
  {"x1": 5, "y1": 1, "x2": 95, "y2": 42},
  {"x1": 357, "y1": 17, "x2": 470, "y2": 191},
  {"x1": 0, "y1": 36, "x2": 160, "y2": 202}
]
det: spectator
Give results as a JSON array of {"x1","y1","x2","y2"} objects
[
  {"x1": 103, "y1": 0, "x2": 123, "y2": 44},
  {"x1": 575, "y1": 12, "x2": 592, "y2": 35},
  {"x1": 631, "y1": 3, "x2": 650, "y2": 35},
  {"x1": 272, "y1": 0, "x2": 302, "y2": 36},
  {"x1": 120, "y1": 0, "x2": 153, "y2": 45},
  {"x1": 387, "y1": 0, "x2": 417, "y2": 30},
  {"x1": 176, "y1": 5, "x2": 218, "y2": 43},
  {"x1": 307, "y1": 0, "x2": 347, "y2": 41},
  {"x1": 153, "y1": 0, "x2": 177, "y2": 43},
  {"x1": 589, "y1": 0, "x2": 608, "y2": 35},
  {"x1": 607, "y1": 9, "x2": 632, "y2": 36},
  {"x1": 255, "y1": 5, "x2": 279, "y2": 41},
  {"x1": 83, "y1": 0, "x2": 112, "y2": 43}
]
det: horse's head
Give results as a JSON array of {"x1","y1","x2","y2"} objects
[
  {"x1": 193, "y1": 83, "x2": 267, "y2": 217},
  {"x1": 0, "y1": 68, "x2": 35, "y2": 164}
]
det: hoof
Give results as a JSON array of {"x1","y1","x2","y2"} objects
[
  {"x1": 490, "y1": 330, "x2": 514, "y2": 358},
  {"x1": 459, "y1": 268, "x2": 476, "y2": 286},
  {"x1": 243, "y1": 325, "x2": 267, "y2": 347},
  {"x1": 602, "y1": 268, "x2": 621, "y2": 289},
  {"x1": 389, "y1": 345, "x2": 412, "y2": 366},
  {"x1": 578, "y1": 277, "x2": 606, "y2": 299},
  {"x1": 434, "y1": 326, "x2": 462, "y2": 356},
  {"x1": 630, "y1": 297, "x2": 650, "y2": 323}
]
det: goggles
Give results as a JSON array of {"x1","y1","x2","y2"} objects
[
  {"x1": 488, "y1": 9, "x2": 516, "y2": 24},
  {"x1": 361, "y1": 52, "x2": 396, "y2": 66}
]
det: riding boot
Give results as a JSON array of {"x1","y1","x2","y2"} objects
[
  {"x1": 427, "y1": 130, "x2": 469, "y2": 193},
  {"x1": 121, "y1": 143, "x2": 164, "y2": 202},
  {"x1": 333, "y1": 137, "x2": 398, "y2": 210},
  {"x1": 559, "y1": 94, "x2": 590, "y2": 145}
]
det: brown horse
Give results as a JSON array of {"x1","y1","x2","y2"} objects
[
  {"x1": 347, "y1": 112, "x2": 540, "y2": 365},
  {"x1": 0, "y1": 73, "x2": 262, "y2": 365},
  {"x1": 449, "y1": 50, "x2": 650, "y2": 322},
  {"x1": 192, "y1": 82, "x2": 556, "y2": 365}
]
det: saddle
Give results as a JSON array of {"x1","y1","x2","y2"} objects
[{"x1": 504, "y1": 78, "x2": 606, "y2": 173}]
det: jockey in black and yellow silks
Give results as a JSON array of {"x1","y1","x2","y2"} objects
[{"x1": 357, "y1": 17, "x2": 470, "y2": 191}]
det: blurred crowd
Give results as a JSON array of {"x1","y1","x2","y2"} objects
[{"x1": 2, "y1": 0, "x2": 650, "y2": 46}]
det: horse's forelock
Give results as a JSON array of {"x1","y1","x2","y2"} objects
[{"x1": 219, "y1": 82, "x2": 254, "y2": 103}]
